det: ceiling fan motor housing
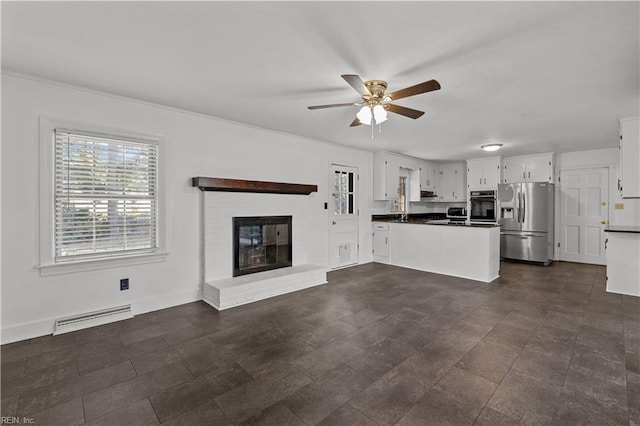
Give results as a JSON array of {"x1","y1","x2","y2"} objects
[{"x1": 364, "y1": 80, "x2": 388, "y2": 98}]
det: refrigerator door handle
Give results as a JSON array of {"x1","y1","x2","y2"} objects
[
  {"x1": 522, "y1": 192, "x2": 526, "y2": 224},
  {"x1": 517, "y1": 192, "x2": 522, "y2": 223}
]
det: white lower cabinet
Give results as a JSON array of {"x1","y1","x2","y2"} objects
[
  {"x1": 372, "y1": 222, "x2": 389, "y2": 263},
  {"x1": 605, "y1": 229, "x2": 640, "y2": 296}
]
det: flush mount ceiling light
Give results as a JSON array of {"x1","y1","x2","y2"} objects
[{"x1": 481, "y1": 143, "x2": 503, "y2": 152}]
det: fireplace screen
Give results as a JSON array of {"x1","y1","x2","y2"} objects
[{"x1": 233, "y1": 216, "x2": 292, "y2": 277}]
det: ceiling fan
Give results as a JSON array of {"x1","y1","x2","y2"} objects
[{"x1": 308, "y1": 74, "x2": 441, "y2": 128}]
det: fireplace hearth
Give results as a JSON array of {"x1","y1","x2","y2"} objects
[{"x1": 233, "y1": 216, "x2": 292, "y2": 277}]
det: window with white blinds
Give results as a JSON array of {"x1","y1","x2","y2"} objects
[{"x1": 54, "y1": 129, "x2": 158, "y2": 261}]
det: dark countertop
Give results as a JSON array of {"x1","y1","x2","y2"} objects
[
  {"x1": 372, "y1": 213, "x2": 446, "y2": 222},
  {"x1": 372, "y1": 215, "x2": 499, "y2": 228},
  {"x1": 427, "y1": 221, "x2": 500, "y2": 228},
  {"x1": 605, "y1": 225, "x2": 640, "y2": 234}
]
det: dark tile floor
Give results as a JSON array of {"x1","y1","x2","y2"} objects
[{"x1": 2, "y1": 261, "x2": 639, "y2": 425}]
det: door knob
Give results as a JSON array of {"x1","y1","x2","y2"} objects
[{"x1": 600, "y1": 219, "x2": 608, "y2": 224}]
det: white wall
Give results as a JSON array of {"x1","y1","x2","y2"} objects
[{"x1": 1, "y1": 74, "x2": 375, "y2": 343}]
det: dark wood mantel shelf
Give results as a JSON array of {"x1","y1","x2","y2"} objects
[{"x1": 192, "y1": 177, "x2": 317, "y2": 195}]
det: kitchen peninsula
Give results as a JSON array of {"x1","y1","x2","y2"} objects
[{"x1": 373, "y1": 217, "x2": 500, "y2": 283}]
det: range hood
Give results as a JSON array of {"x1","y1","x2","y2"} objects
[{"x1": 420, "y1": 190, "x2": 438, "y2": 198}]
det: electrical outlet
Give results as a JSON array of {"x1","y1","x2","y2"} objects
[{"x1": 120, "y1": 278, "x2": 129, "y2": 291}]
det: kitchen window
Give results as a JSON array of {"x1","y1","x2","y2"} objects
[{"x1": 38, "y1": 119, "x2": 166, "y2": 276}]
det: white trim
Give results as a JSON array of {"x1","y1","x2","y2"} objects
[
  {"x1": 38, "y1": 116, "x2": 167, "y2": 275},
  {"x1": 131, "y1": 286, "x2": 202, "y2": 316},
  {"x1": 0, "y1": 286, "x2": 201, "y2": 344},
  {"x1": 37, "y1": 252, "x2": 168, "y2": 277}
]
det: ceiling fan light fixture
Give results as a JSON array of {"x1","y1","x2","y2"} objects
[
  {"x1": 373, "y1": 104, "x2": 388, "y2": 124},
  {"x1": 481, "y1": 143, "x2": 503, "y2": 152},
  {"x1": 356, "y1": 106, "x2": 372, "y2": 125}
]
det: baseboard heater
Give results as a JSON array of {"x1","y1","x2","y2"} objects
[{"x1": 54, "y1": 304, "x2": 133, "y2": 335}]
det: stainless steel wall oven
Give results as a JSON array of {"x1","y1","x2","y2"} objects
[{"x1": 469, "y1": 190, "x2": 497, "y2": 222}]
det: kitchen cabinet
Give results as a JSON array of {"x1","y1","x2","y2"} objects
[
  {"x1": 409, "y1": 168, "x2": 421, "y2": 202},
  {"x1": 373, "y1": 151, "x2": 422, "y2": 201},
  {"x1": 372, "y1": 222, "x2": 389, "y2": 263},
  {"x1": 373, "y1": 152, "x2": 400, "y2": 200},
  {"x1": 467, "y1": 157, "x2": 501, "y2": 190},
  {"x1": 435, "y1": 162, "x2": 466, "y2": 201},
  {"x1": 387, "y1": 222, "x2": 500, "y2": 282},
  {"x1": 419, "y1": 160, "x2": 437, "y2": 192},
  {"x1": 605, "y1": 227, "x2": 640, "y2": 296},
  {"x1": 502, "y1": 153, "x2": 554, "y2": 183},
  {"x1": 619, "y1": 117, "x2": 640, "y2": 198}
]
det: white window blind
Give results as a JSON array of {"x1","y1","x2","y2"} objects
[{"x1": 54, "y1": 129, "x2": 158, "y2": 261}]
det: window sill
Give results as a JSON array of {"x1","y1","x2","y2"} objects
[{"x1": 37, "y1": 252, "x2": 169, "y2": 277}]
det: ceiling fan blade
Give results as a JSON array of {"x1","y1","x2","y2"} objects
[
  {"x1": 386, "y1": 104, "x2": 425, "y2": 119},
  {"x1": 387, "y1": 79, "x2": 441, "y2": 101},
  {"x1": 349, "y1": 117, "x2": 362, "y2": 127},
  {"x1": 308, "y1": 102, "x2": 356, "y2": 110},
  {"x1": 341, "y1": 74, "x2": 371, "y2": 97}
]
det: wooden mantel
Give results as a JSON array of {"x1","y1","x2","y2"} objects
[{"x1": 192, "y1": 177, "x2": 317, "y2": 195}]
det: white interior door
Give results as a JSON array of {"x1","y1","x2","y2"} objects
[
  {"x1": 559, "y1": 168, "x2": 609, "y2": 265},
  {"x1": 329, "y1": 165, "x2": 359, "y2": 269}
]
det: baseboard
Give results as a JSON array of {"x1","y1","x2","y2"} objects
[
  {"x1": 1, "y1": 286, "x2": 202, "y2": 345},
  {"x1": 132, "y1": 287, "x2": 202, "y2": 316}
]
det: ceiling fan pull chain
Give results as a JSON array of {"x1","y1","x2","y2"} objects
[{"x1": 371, "y1": 121, "x2": 374, "y2": 139}]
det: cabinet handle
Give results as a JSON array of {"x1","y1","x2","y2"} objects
[
  {"x1": 605, "y1": 238, "x2": 608, "y2": 250},
  {"x1": 484, "y1": 178, "x2": 487, "y2": 184},
  {"x1": 385, "y1": 237, "x2": 388, "y2": 244},
  {"x1": 528, "y1": 171, "x2": 531, "y2": 179},
  {"x1": 523, "y1": 172, "x2": 526, "y2": 179},
  {"x1": 479, "y1": 178, "x2": 482, "y2": 185}
]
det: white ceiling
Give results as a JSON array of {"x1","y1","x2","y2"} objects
[{"x1": 2, "y1": 1, "x2": 639, "y2": 161}]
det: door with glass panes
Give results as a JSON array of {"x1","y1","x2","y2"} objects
[{"x1": 329, "y1": 165, "x2": 359, "y2": 269}]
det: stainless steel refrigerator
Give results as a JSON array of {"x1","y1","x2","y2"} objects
[{"x1": 498, "y1": 182, "x2": 554, "y2": 265}]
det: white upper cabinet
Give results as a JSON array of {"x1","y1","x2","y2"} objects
[
  {"x1": 466, "y1": 157, "x2": 501, "y2": 190},
  {"x1": 435, "y1": 162, "x2": 466, "y2": 201},
  {"x1": 373, "y1": 151, "x2": 399, "y2": 200},
  {"x1": 373, "y1": 151, "x2": 421, "y2": 201},
  {"x1": 620, "y1": 117, "x2": 640, "y2": 198},
  {"x1": 502, "y1": 153, "x2": 554, "y2": 183},
  {"x1": 419, "y1": 160, "x2": 437, "y2": 191}
]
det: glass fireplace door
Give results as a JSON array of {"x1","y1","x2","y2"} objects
[{"x1": 233, "y1": 216, "x2": 292, "y2": 276}]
